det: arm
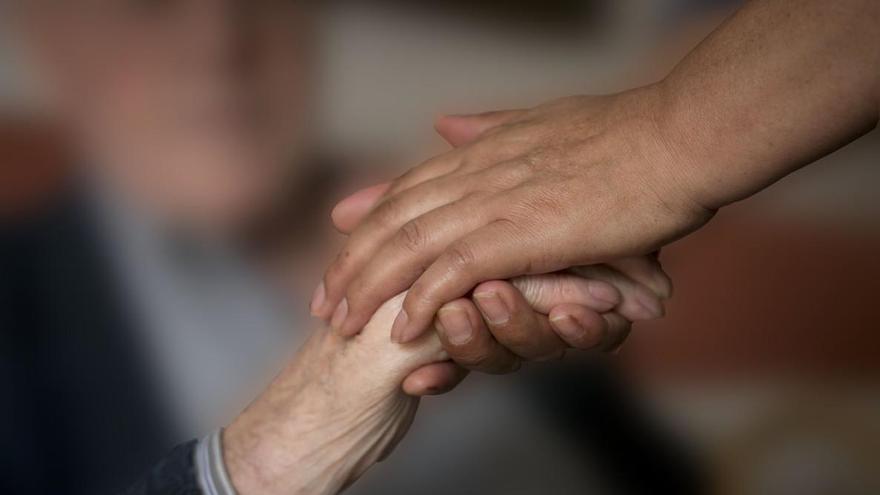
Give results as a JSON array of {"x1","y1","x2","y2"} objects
[
  {"x1": 312, "y1": 0, "x2": 880, "y2": 343},
  {"x1": 659, "y1": 0, "x2": 880, "y2": 210}
]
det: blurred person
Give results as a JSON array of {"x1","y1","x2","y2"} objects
[
  {"x1": 316, "y1": 0, "x2": 880, "y2": 349},
  {"x1": 0, "y1": 1, "x2": 694, "y2": 494}
]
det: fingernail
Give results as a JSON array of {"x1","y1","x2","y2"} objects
[
  {"x1": 550, "y1": 314, "x2": 585, "y2": 341},
  {"x1": 330, "y1": 298, "x2": 348, "y2": 331},
  {"x1": 438, "y1": 307, "x2": 473, "y2": 345},
  {"x1": 587, "y1": 281, "x2": 619, "y2": 307},
  {"x1": 310, "y1": 282, "x2": 326, "y2": 316},
  {"x1": 635, "y1": 292, "x2": 664, "y2": 320},
  {"x1": 390, "y1": 309, "x2": 409, "y2": 343},
  {"x1": 473, "y1": 291, "x2": 510, "y2": 325}
]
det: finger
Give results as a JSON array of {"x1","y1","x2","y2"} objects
[
  {"x1": 330, "y1": 182, "x2": 391, "y2": 234},
  {"x1": 315, "y1": 173, "x2": 475, "y2": 321},
  {"x1": 394, "y1": 217, "x2": 557, "y2": 344},
  {"x1": 385, "y1": 151, "x2": 463, "y2": 197},
  {"x1": 336, "y1": 191, "x2": 496, "y2": 336},
  {"x1": 509, "y1": 273, "x2": 621, "y2": 314},
  {"x1": 401, "y1": 361, "x2": 469, "y2": 396},
  {"x1": 471, "y1": 280, "x2": 566, "y2": 361},
  {"x1": 546, "y1": 304, "x2": 610, "y2": 350},
  {"x1": 599, "y1": 312, "x2": 632, "y2": 353},
  {"x1": 434, "y1": 298, "x2": 521, "y2": 374},
  {"x1": 605, "y1": 255, "x2": 673, "y2": 299},
  {"x1": 572, "y1": 265, "x2": 666, "y2": 322},
  {"x1": 434, "y1": 110, "x2": 526, "y2": 147}
]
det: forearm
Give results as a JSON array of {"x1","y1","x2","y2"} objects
[{"x1": 657, "y1": 0, "x2": 880, "y2": 210}]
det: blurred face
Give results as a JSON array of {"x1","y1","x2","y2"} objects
[{"x1": 21, "y1": 0, "x2": 314, "y2": 232}]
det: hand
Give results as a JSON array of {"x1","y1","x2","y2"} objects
[
  {"x1": 319, "y1": 169, "x2": 672, "y2": 396},
  {"x1": 311, "y1": 86, "x2": 710, "y2": 344},
  {"x1": 223, "y1": 293, "x2": 446, "y2": 495},
  {"x1": 401, "y1": 255, "x2": 672, "y2": 396}
]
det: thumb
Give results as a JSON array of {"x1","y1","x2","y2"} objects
[
  {"x1": 434, "y1": 110, "x2": 525, "y2": 147},
  {"x1": 330, "y1": 182, "x2": 391, "y2": 234}
]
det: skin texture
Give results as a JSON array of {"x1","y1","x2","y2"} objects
[
  {"x1": 223, "y1": 293, "x2": 445, "y2": 495},
  {"x1": 329, "y1": 181, "x2": 673, "y2": 395},
  {"x1": 314, "y1": 0, "x2": 880, "y2": 345},
  {"x1": 318, "y1": 88, "x2": 704, "y2": 345}
]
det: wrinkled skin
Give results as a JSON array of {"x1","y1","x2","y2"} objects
[{"x1": 224, "y1": 293, "x2": 444, "y2": 495}]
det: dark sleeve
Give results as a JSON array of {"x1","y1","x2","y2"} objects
[{"x1": 120, "y1": 440, "x2": 201, "y2": 495}]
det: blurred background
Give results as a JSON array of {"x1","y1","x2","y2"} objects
[{"x1": 1, "y1": 1, "x2": 879, "y2": 494}]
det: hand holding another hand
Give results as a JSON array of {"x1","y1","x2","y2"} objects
[
  {"x1": 401, "y1": 256, "x2": 673, "y2": 396},
  {"x1": 221, "y1": 255, "x2": 672, "y2": 494},
  {"x1": 312, "y1": 86, "x2": 706, "y2": 346}
]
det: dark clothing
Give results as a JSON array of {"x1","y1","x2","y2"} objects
[
  {"x1": 0, "y1": 189, "x2": 190, "y2": 494},
  {"x1": 121, "y1": 441, "x2": 201, "y2": 495}
]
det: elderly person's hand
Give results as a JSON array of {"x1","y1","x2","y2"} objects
[{"x1": 222, "y1": 292, "x2": 445, "y2": 495}]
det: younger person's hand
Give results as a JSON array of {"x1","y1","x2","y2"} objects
[{"x1": 402, "y1": 254, "x2": 672, "y2": 396}]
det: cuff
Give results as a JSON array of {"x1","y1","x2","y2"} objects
[{"x1": 195, "y1": 429, "x2": 239, "y2": 495}]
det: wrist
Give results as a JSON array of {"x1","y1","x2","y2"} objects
[
  {"x1": 223, "y1": 392, "x2": 419, "y2": 495},
  {"x1": 643, "y1": 80, "x2": 729, "y2": 214},
  {"x1": 221, "y1": 325, "x2": 430, "y2": 495}
]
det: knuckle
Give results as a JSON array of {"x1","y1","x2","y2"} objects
[
  {"x1": 370, "y1": 196, "x2": 404, "y2": 230},
  {"x1": 444, "y1": 242, "x2": 478, "y2": 271},
  {"x1": 493, "y1": 216, "x2": 523, "y2": 236},
  {"x1": 397, "y1": 218, "x2": 430, "y2": 254},
  {"x1": 388, "y1": 170, "x2": 419, "y2": 196},
  {"x1": 386, "y1": 175, "x2": 412, "y2": 197}
]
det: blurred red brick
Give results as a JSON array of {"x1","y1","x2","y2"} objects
[
  {"x1": 622, "y1": 205, "x2": 880, "y2": 382},
  {"x1": 0, "y1": 120, "x2": 69, "y2": 218}
]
